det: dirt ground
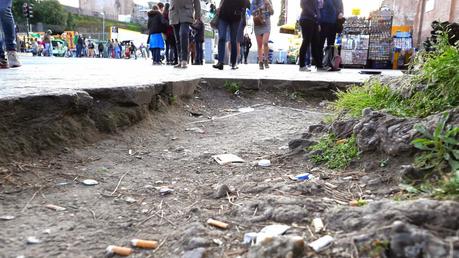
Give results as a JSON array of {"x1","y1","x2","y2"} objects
[{"x1": 0, "y1": 87, "x2": 399, "y2": 258}]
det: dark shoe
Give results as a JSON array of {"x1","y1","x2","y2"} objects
[
  {"x1": 244, "y1": 61, "x2": 248, "y2": 64},
  {"x1": 213, "y1": 62, "x2": 224, "y2": 70},
  {"x1": 259, "y1": 62, "x2": 264, "y2": 70},
  {"x1": 174, "y1": 63, "x2": 182, "y2": 68},
  {"x1": 0, "y1": 58, "x2": 8, "y2": 69},
  {"x1": 231, "y1": 64, "x2": 239, "y2": 70}
]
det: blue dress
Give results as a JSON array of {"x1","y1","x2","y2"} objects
[{"x1": 149, "y1": 33, "x2": 164, "y2": 49}]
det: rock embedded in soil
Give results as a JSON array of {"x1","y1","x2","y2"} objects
[
  {"x1": 325, "y1": 199, "x2": 459, "y2": 257},
  {"x1": 182, "y1": 247, "x2": 208, "y2": 258},
  {"x1": 246, "y1": 236, "x2": 305, "y2": 258},
  {"x1": 214, "y1": 184, "x2": 231, "y2": 199}
]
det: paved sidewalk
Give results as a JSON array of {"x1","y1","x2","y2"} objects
[{"x1": 0, "y1": 56, "x2": 403, "y2": 100}]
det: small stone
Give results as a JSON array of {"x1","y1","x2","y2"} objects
[
  {"x1": 212, "y1": 239, "x2": 223, "y2": 246},
  {"x1": 160, "y1": 187, "x2": 174, "y2": 196},
  {"x1": 125, "y1": 197, "x2": 136, "y2": 203},
  {"x1": 82, "y1": 179, "x2": 99, "y2": 186},
  {"x1": 0, "y1": 215, "x2": 15, "y2": 220},
  {"x1": 257, "y1": 160, "x2": 271, "y2": 167},
  {"x1": 215, "y1": 184, "x2": 231, "y2": 199},
  {"x1": 26, "y1": 236, "x2": 41, "y2": 244},
  {"x1": 43, "y1": 229, "x2": 51, "y2": 234}
]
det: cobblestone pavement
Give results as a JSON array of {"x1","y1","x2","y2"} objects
[{"x1": 0, "y1": 56, "x2": 403, "y2": 99}]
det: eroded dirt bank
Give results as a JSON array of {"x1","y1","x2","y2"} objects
[{"x1": 1, "y1": 86, "x2": 458, "y2": 258}]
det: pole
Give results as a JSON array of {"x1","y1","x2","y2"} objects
[{"x1": 102, "y1": 14, "x2": 105, "y2": 41}]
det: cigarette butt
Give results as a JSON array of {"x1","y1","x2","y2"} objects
[
  {"x1": 131, "y1": 239, "x2": 158, "y2": 249},
  {"x1": 207, "y1": 218, "x2": 229, "y2": 229},
  {"x1": 45, "y1": 204, "x2": 66, "y2": 211},
  {"x1": 106, "y1": 245, "x2": 133, "y2": 256}
]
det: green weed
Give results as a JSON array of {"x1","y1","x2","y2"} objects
[
  {"x1": 332, "y1": 32, "x2": 459, "y2": 119},
  {"x1": 224, "y1": 81, "x2": 241, "y2": 94},
  {"x1": 308, "y1": 134, "x2": 360, "y2": 169},
  {"x1": 411, "y1": 112, "x2": 459, "y2": 173}
]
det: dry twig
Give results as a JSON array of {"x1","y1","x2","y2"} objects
[
  {"x1": 111, "y1": 172, "x2": 129, "y2": 196},
  {"x1": 21, "y1": 188, "x2": 42, "y2": 213}
]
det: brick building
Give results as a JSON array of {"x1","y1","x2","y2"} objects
[{"x1": 383, "y1": 0, "x2": 459, "y2": 46}]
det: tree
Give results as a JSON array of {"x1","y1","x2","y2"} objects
[
  {"x1": 278, "y1": 0, "x2": 286, "y2": 26},
  {"x1": 66, "y1": 12, "x2": 76, "y2": 30},
  {"x1": 32, "y1": 0, "x2": 67, "y2": 27}
]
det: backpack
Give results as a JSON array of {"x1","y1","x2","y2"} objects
[{"x1": 322, "y1": 45, "x2": 341, "y2": 71}]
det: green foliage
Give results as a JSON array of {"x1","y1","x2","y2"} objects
[
  {"x1": 33, "y1": 0, "x2": 67, "y2": 26},
  {"x1": 411, "y1": 112, "x2": 459, "y2": 173},
  {"x1": 66, "y1": 13, "x2": 76, "y2": 31},
  {"x1": 333, "y1": 80, "x2": 406, "y2": 117},
  {"x1": 308, "y1": 134, "x2": 360, "y2": 169},
  {"x1": 224, "y1": 81, "x2": 241, "y2": 94},
  {"x1": 332, "y1": 32, "x2": 459, "y2": 120},
  {"x1": 72, "y1": 15, "x2": 143, "y2": 33}
]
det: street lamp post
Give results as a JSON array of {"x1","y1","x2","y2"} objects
[{"x1": 101, "y1": 12, "x2": 105, "y2": 41}]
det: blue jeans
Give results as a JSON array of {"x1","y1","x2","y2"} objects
[
  {"x1": 151, "y1": 48, "x2": 161, "y2": 63},
  {"x1": 173, "y1": 23, "x2": 190, "y2": 62},
  {"x1": 218, "y1": 19, "x2": 238, "y2": 66},
  {"x1": 0, "y1": 0, "x2": 16, "y2": 52},
  {"x1": 195, "y1": 41, "x2": 203, "y2": 64}
]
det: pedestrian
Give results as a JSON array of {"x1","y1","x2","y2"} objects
[
  {"x1": 147, "y1": 5, "x2": 167, "y2": 65},
  {"x1": 107, "y1": 40, "x2": 113, "y2": 58},
  {"x1": 188, "y1": 30, "x2": 196, "y2": 64},
  {"x1": 169, "y1": 0, "x2": 201, "y2": 69},
  {"x1": 0, "y1": 0, "x2": 21, "y2": 68},
  {"x1": 251, "y1": 0, "x2": 274, "y2": 70},
  {"x1": 114, "y1": 39, "x2": 121, "y2": 59},
  {"x1": 98, "y1": 41, "x2": 104, "y2": 58},
  {"x1": 31, "y1": 38, "x2": 39, "y2": 56},
  {"x1": 241, "y1": 33, "x2": 252, "y2": 64},
  {"x1": 319, "y1": 0, "x2": 343, "y2": 49},
  {"x1": 298, "y1": 0, "x2": 322, "y2": 71},
  {"x1": 213, "y1": 0, "x2": 246, "y2": 70},
  {"x1": 88, "y1": 40, "x2": 95, "y2": 57},
  {"x1": 139, "y1": 43, "x2": 147, "y2": 59},
  {"x1": 237, "y1": 0, "x2": 250, "y2": 64},
  {"x1": 125, "y1": 43, "x2": 131, "y2": 59},
  {"x1": 43, "y1": 30, "x2": 53, "y2": 57},
  {"x1": 163, "y1": 3, "x2": 177, "y2": 65},
  {"x1": 130, "y1": 42, "x2": 137, "y2": 60},
  {"x1": 157, "y1": 2, "x2": 165, "y2": 13},
  {"x1": 191, "y1": 18, "x2": 204, "y2": 65}
]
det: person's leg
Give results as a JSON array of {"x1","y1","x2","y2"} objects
[
  {"x1": 229, "y1": 21, "x2": 239, "y2": 67},
  {"x1": 0, "y1": 0, "x2": 17, "y2": 52},
  {"x1": 256, "y1": 34, "x2": 263, "y2": 68},
  {"x1": 179, "y1": 23, "x2": 190, "y2": 66},
  {"x1": 244, "y1": 45, "x2": 249, "y2": 64},
  {"x1": 173, "y1": 24, "x2": 181, "y2": 63},
  {"x1": 299, "y1": 20, "x2": 313, "y2": 69},
  {"x1": 262, "y1": 32, "x2": 270, "y2": 68},
  {"x1": 326, "y1": 23, "x2": 336, "y2": 46},
  {"x1": 165, "y1": 41, "x2": 170, "y2": 63},
  {"x1": 0, "y1": 39, "x2": 7, "y2": 68},
  {"x1": 311, "y1": 22, "x2": 323, "y2": 68},
  {"x1": 217, "y1": 19, "x2": 228, "y2": 65}
]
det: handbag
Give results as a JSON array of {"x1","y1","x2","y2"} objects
[{"x1": 253, "y1": 9, "x2": 266, "y2": 26}]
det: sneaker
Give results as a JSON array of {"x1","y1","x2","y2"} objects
[
  {"x1": 263, "y1": 60, "x2": 270, "y2": 69},
  {"x1": 179, "y1": 60, "x2": 188, "y2": 69},
  {"x1": 299, "y1": 66, "x2": 310, "y2": 72},
  {"x1": 7, "y1": 51, "x2": 21, "y2": 68},
  {"x1": 174, "y1": 62, "x2": 182, "y2": 68},
  {"x1": 212, "y1": 62, "x2": 224, "y2": 70},
  {"x1": 259, "y1": 62, "x2": 264, "y2": 70}
]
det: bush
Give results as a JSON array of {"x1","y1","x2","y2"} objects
[
  {"x1": 224, "y1": 81, "x2": 241, "y2": 94},
  {"x1": 308, "y1": 134, "x2": 360, "y2": 169}
]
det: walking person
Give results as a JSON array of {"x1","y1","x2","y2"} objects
[
  {"x1": 213, "y1": 0, "x2": 247, "y2": 70},
  {"x1": 191, "y1": 18, "x2": 204, "y2": 65},
  {"x1": 169, "y1": 0, "x2": 201, "y2": 69},
  {"x1": 114, "y1": 39, "x2": 121, "y2": 59},
  {"x1": 241, "y1": 33, "x2": 252, "y2": 64},
  {"x1": 43, "y1": 30, "x2": 53, "y2": 57},
  {"x1": 236, "y1": 0, "x2": 250, "y2": 64},
  {"x1": 0, "y1": 0, "x2": 21, "y2": 68},
  {"x1": 147, "y1": 5, "x2": 166, "y2": 65},
  {"x1": 98, "y1": 41, "x2": 104, "y2": 58},
  {"x1": 163, "y1": 3, "x2": 176, "y2": 65},
  {"x1": 319, "y1": 0, "x2": 343, "y2": 50},
  {"x1": 88, "y1": 40, "x2": 95, "y2": 57},
  {"x1": 251, "y1": 0, "x2": 274, "y2": 70},
  {"x1": 298, "y1": 0, "x2": 322, "y2": 71}
]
